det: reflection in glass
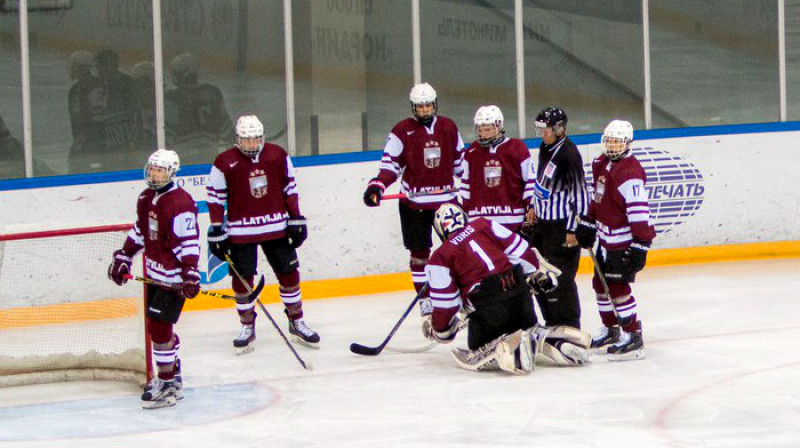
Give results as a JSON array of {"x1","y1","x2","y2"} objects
[
  {"x1": 28, "y1": 1, "x2": 155, "y2": 174},
  {"x1": 293, "y1": 0, "x2": 412, "y2": 155},
  {"x1": 0, "y1": 11, "x2": 25, "y2": 179},
  {"x1": 164, "y1": 52, "x2": 234, "y2": 166},
  {"x1": 421, "y1": 0, "x2": 517, "y2": 139},
  {"x1": 523, "y1": 1, "x2": 648, "y2": 135},
  {"x1": 161, "y1": 0, "x2": 286, "y2": 163},
  {"x1": 650, "y1": 0, "x2": 778, "y2": 126}
]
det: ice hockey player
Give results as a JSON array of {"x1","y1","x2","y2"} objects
[
  {"x1": 362, "y1": 82, "x2": 465, "y2": 318},
  {"x1": 108, "y1": 149, "x2": 200, "y2": 409},
  {"x1": 206, "y1": 115, "x2": 319, "y2": 353},
  {"x1": 576, "y1": 119, "x2": 655, "y2": 361},
  {"x1": 459, "y1": 105, "x2": 535, "y2": 231},
  {"x1": 423, "y1": 203, "x2": 591, "y2": 374}
]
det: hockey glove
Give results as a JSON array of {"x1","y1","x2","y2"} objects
[
  {"x1": 528, "y1": 269, "x2": 559, "y2": 295},
  {"x1": 362, "y1": 179, "x2": 385, "y2": 207},
  {"x1": 181, "y1": 267, "x2": 201, "y2": 299},
  {"x1": 207, "y1": 225, "x2": 229, "y2": 260},
  {"x1": 622, "y1": 240, "x2": 650, "y2": 274},
  {"x1": 424, "y1": 314, "x2": 459, "y2": 344},
  {"x1": 108, "y1": 250, "x2": 132, "y2": 286},
  {"x1": 287, "y1": 216, "x2": 308, "y2": 248},
  {"x1": 575, "y1": 217, "x2": 597, "y2": 249}
]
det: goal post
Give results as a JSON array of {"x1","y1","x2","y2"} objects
[{"x1": 0, "y1": 224, "x2": 152, "y2": 387}]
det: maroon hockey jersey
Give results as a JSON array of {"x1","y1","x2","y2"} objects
[
  {"x1": 588, "y1": 153, "x2": 656, "y2": 251},
  {"x1": 425, "y1": 218, "x2": 542, "y2": 331},
  {"x1": 123, "y1": 184, "x2": 200, "y2": 285},
  {"x1": 459, "y1": 137, "x2": 535, "y2": 230},
  {"x1": 207, "y1": 144, "x2": 301, "y2": 244},
  {"x1": 373, "y1": 116, "x2": 465, "y2": 210}
]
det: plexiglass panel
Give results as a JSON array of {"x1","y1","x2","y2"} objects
[
  {"x1": 160, "y1": 0, "x2": 285, "y2": 164},
  {"x1": 786, "y1": 0, "x2": 800, "y2": 120},
  {"x1": 420, "y1": 0, "x2": 517, "y2": 141},
  {"x1": 293, "y1": 0, "x2": 412, "y2": 155},
  {"x1": 27, "y1": 1, "x2": 155, "y2": 175},
  {"x1": 523, "y1": 1, "x2": 646, "y2": 135},
  {"x1": 0, "y1": 6, "x2": 24, "y2": 179},
  {"x1": 650, "y1": 0, "x2": 779, "y2": 126}
]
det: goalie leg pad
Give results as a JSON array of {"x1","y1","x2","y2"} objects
[
  {"x1": 528, "y1": 325, "x2": 591, "y2": 366},
  {"x1": 450, "y1": 330, "x2": 534, "y2": 375},
  {"x1": 539, "y1": 341, "x2": 590, "y2": 365},
  {"x1": 545, "y1": 325, "x2": 592, "y2": 349}
]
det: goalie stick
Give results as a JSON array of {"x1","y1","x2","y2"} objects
[
  {"x1": 124, "y1": 274, "x2": 264, "y2": 302},
  {"x1": 382, "y1": 187, "x2": 456, "y2": 201},
  {"x1": 350, "y1": 284, "x2": 429, "y2": 356},
  {"x1": 224, "y1": 255, "x2": 313, "y2": 371}
]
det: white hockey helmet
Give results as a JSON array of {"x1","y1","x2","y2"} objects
[
  {"x1": 602, "y1": 119, "x2": 634, "y2": 160},
  {"x1": 145, "y1": 149, "x2": 180, "y2": 190},
  {"x1": 473, "y1": 105, "x2": 505, "y2": 146},
  {"x1": 409, "y1": 82, "x2": 438, "y2": 124},
  {"x1": 235, "y1": 115, "x2": 265, "y2": 156},
  {"x1": 433, "y1": 203, "x2": 469, "y2": 241}
]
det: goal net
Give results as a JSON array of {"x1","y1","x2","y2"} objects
[{"x1": 0, "y1": 224, "x2": 150, "y2": 387}]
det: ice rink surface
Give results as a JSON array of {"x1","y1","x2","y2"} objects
[{"x1": 1, "y1": 259, "x2": 798, "y2": 448}]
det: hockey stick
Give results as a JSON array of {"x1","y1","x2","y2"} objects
[
  {"x1": 385, "y1": 341, "x2": 438, "y2": 353},
  {"x1": 350, "y1": 284, "x2": 429, "y2": 356},
  {"x1": 124, "y1": 274, "x2": 264, "y2": 302},
  {"x1": 224, "y1": 255, "x2": 312, "y2": 371},
  {"x1": 382, "y1": 188, "x2": 456, "y2": 201},
  {"x1": 587, "y1": 249, "x2": 610, "y2": 297}
]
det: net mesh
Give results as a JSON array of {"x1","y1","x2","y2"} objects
[{"x1": 0, "y1": 226, "x2": 147, "y2": 386}]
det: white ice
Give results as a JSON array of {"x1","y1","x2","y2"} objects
[{"x1": 1, "y1": 259, "x2": 799, "y2": 448}]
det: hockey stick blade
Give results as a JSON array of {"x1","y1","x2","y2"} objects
[
  {"x1": 385, "y1": 342, "x2": 438, "y2": 354},
  {"x1": 349, "y1": 284, "x2": 429, "y2": 356}
]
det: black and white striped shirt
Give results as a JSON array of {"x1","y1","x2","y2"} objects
[{"x1": 531, "y1": 136, "x2": 589, "y2": 232}]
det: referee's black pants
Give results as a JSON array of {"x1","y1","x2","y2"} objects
[{"x1": 528, "y1": 220, "x2": 582, "y2": 329}]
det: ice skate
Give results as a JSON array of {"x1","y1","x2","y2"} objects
[
  {"x1": 590, "y1": 325, "x2": 621, "y2": 353},
  {"x1": 288, "y1": 319, "x2": 320, "y2": 349},
  {"x1": 233, "y1": 323, "x2": 256, "y2": 355},
  {"x1": 608, "y1": 330, "x2": 645, "y2": 361},
  {"x1": 141, "y1": 378, "x2": 177, "y2": 409}
]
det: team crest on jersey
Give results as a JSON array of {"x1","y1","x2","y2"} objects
[
  {"x1": 249, "y1": 169, "x2": 268, "y2": 198},
  {"x1": 595, "y1": 175, "x2": 606, "y2": 202},
  {"x1": 423, "y1": 141, "x2": 441, "y2": 168},
  {"x1": 484, "y1": 160, "x2": 502, "y2": 188},
  {"x1": 148, "y1": 211, "x2": 158, "y2": 240}
]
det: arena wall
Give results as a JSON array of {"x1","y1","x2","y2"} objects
[{"x1": 1, "y1": 123, "x2": 799, "y2": 308}]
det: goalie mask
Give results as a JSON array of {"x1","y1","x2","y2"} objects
[
  {"x1": 473, "y1": 105, "x2": 505, "y2": 147},
  {"x1": 534, "y1": 107, "x2": 568, "y2": 139},
  {"x1": 145, "y1": 149, "x2": 180, "y2": 190},
  {"x1": 602, "y1": 119, "x2": 634, "y2": 161},
  {"x1": 235, "y1": 115, "x2": 265, "y2": 157},
  {"x1": 434, "y1": 203, "x2": 468, "y2": 241},
  {"x1": 409, "y1": 82, "x2": 438, "y2": 125}
]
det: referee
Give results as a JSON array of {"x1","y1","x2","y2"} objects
[{"x1": 526, "y1": 107, "x2": 589, "y2": 329}]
